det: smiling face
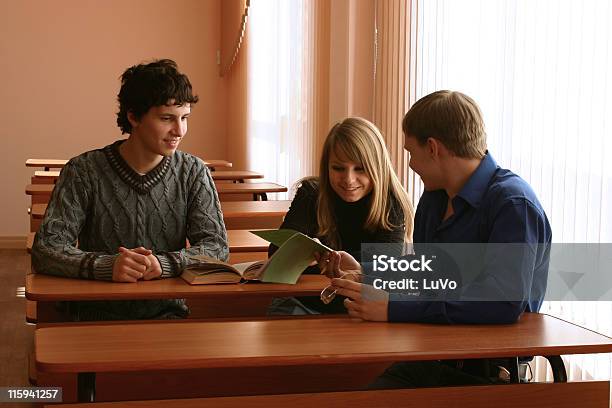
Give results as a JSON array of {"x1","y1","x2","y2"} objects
[
  {"x1": 328, "y1": 148, "x2": 373, "y2": 202},
  {"x1": 129, "y1": 102, "x2": 191, "y2": 158}
]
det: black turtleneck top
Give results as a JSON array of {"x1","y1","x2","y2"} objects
[{"x1": 269, "y1": 178, "x2": 406, "y2": 313}]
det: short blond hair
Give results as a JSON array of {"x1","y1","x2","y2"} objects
[
  {"x1": 317, "y1": 117, "x2": 414, "y2": 247},
  {"x1": 402, "y1": 90, "x2": 487, "y2": 159}
]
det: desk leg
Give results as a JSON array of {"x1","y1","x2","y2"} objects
[
  {"x1": 77, "y1": 372, "x2": 96, "y2": 402},
  {"x1": 544, "y1": 355, "x2": 568, "y2": 382}
]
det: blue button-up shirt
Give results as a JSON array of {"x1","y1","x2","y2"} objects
[{"x1": 388, "y1": 152, "x2": 552, "y2": 324}]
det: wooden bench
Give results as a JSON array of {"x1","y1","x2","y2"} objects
[
  {"x1": 34, "y1": 314, "x2": 612, "y2": 403},
  {"x1": 44, "y1": 383, "x2": 611, "y2": 408}
]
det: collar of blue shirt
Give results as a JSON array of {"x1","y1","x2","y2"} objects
[{"x1": 455, "y1": 151, "x2": 498, "y2": 209}]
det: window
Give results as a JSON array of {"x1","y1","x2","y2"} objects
[{"x1": 411, "y1": 0, "x2": 612, "y2": 381}]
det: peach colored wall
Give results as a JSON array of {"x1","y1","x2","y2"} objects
[{"x1": 0, "y1": 0, "x2": 226, "y2": 238}]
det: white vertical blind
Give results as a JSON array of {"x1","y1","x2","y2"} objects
[
  {"x1": 411, "y1": 0, "x2": 612, "y2": 382},
  {"x1": 247, "y1": 0, "x2": 317, "y2": 198}
]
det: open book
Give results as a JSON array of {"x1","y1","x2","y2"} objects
[{"x1": 181, "y1": 229, "x2": 332, "y2": 285}]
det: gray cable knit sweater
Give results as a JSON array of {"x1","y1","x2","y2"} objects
[{"x1": 32, "y1": 140, "x2": 229, "y2": 320}]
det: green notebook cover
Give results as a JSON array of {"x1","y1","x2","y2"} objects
[
  {"x1": 250, "y1": 229, "x2": 332, "y2": 284},
  {"x1": 250, "y1": 229, "x2": 302, "y2": 248}
]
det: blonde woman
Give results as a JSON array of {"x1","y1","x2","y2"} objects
[{"x1": 269, "y1": 117, "x2": 414, "y2": 314}]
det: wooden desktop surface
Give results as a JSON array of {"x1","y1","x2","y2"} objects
[
  {"x1": 35, "y1": 313, "x2": 612, "y2": 374},
  {"x1": 31, "y1": 200, "x2": 291, "y2": 220},
  {"x1": 221, "y1": 200, "x2": 290, "y2": 217},
  {"x1": 27, "y1": 230, "x2": 269, "y2": 253},
  {"x1": 210, "y1": 170, "x2": 264, "y2": 181},
  {"x1": 201, "y1": 159, "x2": 232, "y2": 169},
  {"x1": 33, "y1": 169, "x2": 260, "y2": 182},
  {"x1": 26, "y1": 273, "x2": 327, "y2": 301},
  {"x1": 26, "y1": 182, "x2": 287, "y2": 198},
  {"x1": 215, "y1": 182, "x2": 288, "y2": 195},
  {"x1": 26, "y1": 158, "x2": 232, "y2": 169},
  {"x1": 26, "y1": 159, "x2": 68, "y2": 168},
  {"x1": 33, "y1": 170, "x2": 60, "y2": 179},
  {"x1": 226, "y1": 229, "x2": 268, "y2": 252}
]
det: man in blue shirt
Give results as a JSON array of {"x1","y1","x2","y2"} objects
[{"x1": 327, "y1": 90, "x2": 551, "y2": 386}]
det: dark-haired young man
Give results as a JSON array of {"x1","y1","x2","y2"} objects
[
  {"x1": 326, "y1": 90, "x2": 552, "y2": 387},
  {"x1": 33, "y1": 59, "x2": 228, "y2": 321}
]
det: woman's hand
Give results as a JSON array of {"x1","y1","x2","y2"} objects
[{"x1": 315, "y1": 250, "x2": 362, "y2": 281}]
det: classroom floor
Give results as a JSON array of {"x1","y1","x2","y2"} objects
[{"x1": 0, "y1": 249, "x2": 38, "y2": 408}]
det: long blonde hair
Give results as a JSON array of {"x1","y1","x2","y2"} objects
[{"x1": 316, "y1": 117, "x2": 414, "y2": 248}]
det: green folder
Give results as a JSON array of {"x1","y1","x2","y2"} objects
[
  {"x1": 250, "y1": 229, "x2": 301, "y2": 248},
  {"x1": 250, "y1": 229, "x2": 332, "y2": 284}
]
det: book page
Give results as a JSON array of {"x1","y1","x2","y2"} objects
[{"x1": 232, "y1": 261, "x2": 265, "y2": 276}]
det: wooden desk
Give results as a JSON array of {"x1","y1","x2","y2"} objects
[
  {"x1": 25, "y1": 184, "x2": 54, "y2": 204},
  {"x1": 32, "y1": 169, "x2": 262, "y2": 184},
  {"x1": 26, "y1": 182, "x2": 288, "y2": 203},
  {"x1": 30, "y1": 203, "x2": 46, "y2": 220},
  {"x1": 31, "y1": 200, "x2": 291, "y2": 221},
  {"x1": 27, "y1": 230, "x2": 267, "y2": 254},
  {"x1": 211, "y1": 170, "x2": 263, "y2": 182},
  {"x1": 201, "y1": 159, "x2": 232, "y2": 170},
  {"x1": 27, "y1": 272, "x2": 326, "y2": 322},
  {"x1": 33, "y1": 170, "x2": 60, "y2": 180},
  {"x1": 26, "y1": 159, "x2": 68, "y2": 170},
  {"x1": 26, "y1": 232, "x2": 34, "y2": 253},
  {"x1": 229, "y1": 230, "x2": 269, "y2": 252},
  {"x1": 40, "y1": 383, "x2": 612, "y2": 408},
  {"x1": 26, "y1": 158, "x2": 232, "y2": 171},
  {"x1": 34, "y1": 313, "x2": 612, "y2": 403},
  {"x1": 26, "y1": 273, "x2": 326, "y2": 302},
  {"x1": 221, "y1": 200, "x2": 290, "y2": 219},
  {"x1": 216, "y1": 182, "x2": 288, "y2": 201}
]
